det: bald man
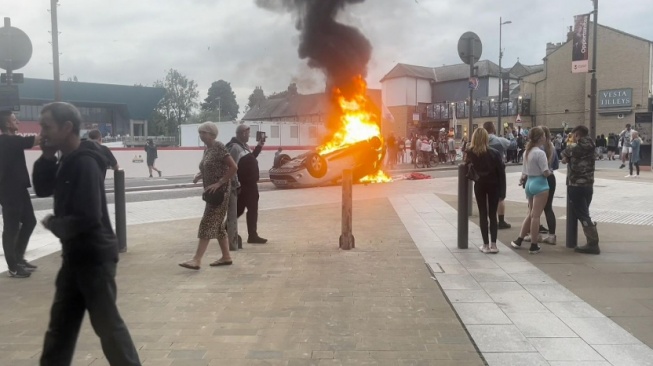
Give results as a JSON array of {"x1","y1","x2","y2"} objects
[{"x1": 226, "y1": 125, "x2": 268, "y2": 247}]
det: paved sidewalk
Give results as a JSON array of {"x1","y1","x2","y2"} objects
[{"x1": 0, "y1": 198, "x2": 484, "y2": 366}]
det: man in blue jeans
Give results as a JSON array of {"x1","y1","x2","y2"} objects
[
  {"x1": 561, "y1": 125, "x2": 600, "y2": 254},
  {"x1": 0, "y1": 111, "x2": 39, "y2": 278}
]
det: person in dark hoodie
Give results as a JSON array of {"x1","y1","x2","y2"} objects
[
  {"x1": 561, "y1": 125, "x2": 600, "y2": 255},
  {"x1": 32, "y1": 102, "x2": 141, "y2": 365},
  {"x1": 226, "y1": 124, "x2": 267, "y2": 244}
]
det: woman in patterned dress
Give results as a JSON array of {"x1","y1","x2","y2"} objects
[{"x1": 179, "y1": 122, "x2": 238, "y2": 270}]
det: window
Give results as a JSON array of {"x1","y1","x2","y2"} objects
[
  {"x1": 308, "y1": 126, "x2": 317, "y2": 138},
  {"x1": 271, "y1": 125, "x2": 280, "y2": 138},
  {"x1": 290, "y1": 126, "x2": 299, "y2": 138}
]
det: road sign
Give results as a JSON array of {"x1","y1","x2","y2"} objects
[
  {"x1": 457, "y1": 32, "x2": 482, "y2": 65},
  {"x1": 1, "y1": 73, "x2": 23, "y2": 84},
  {"x1": 0, "y1": 85, "x2": 20, "y2": 111},
  {"x1": 0, "y1": 19, "x2": 33, "y2": 71},
  {"x1": 468, "y1": 77, "x2": 479, "y2": 90}
]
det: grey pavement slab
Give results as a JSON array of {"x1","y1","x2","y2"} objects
[{"x1": 0, "y1": 198, "x2": 483, "y2": 365}]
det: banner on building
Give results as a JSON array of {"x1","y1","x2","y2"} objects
[{"x1": 572, "y1": 13, "x2": 590, "y2": 73}]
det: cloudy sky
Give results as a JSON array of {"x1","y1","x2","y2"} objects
[{"x1": 2, "y1": 0, "x2": 652, "y2": 116}]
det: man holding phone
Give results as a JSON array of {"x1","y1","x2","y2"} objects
[{"x1": 226, "y1": 125, "x2": 268, "y2": 247}]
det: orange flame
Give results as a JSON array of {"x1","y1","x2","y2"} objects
[{"x1": 317, "y1": 75, "x2": 391, "y2": 183}]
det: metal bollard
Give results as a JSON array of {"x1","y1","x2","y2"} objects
[
  {"x1": 339, "y1": 169, "x2": 355, "y2": 250},
  {"x1": 457, "y1": 164, "x2": 469, "y2": 249},
  {"x1": 114, "y1": 169, "x2": 127, "y2": 252},
  {"x1": 565, "y1": 187, "x2": 577, "y2": 248}
]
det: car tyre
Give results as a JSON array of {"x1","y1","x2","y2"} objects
[{"x1": 305, "y1": 152, "x2": 327, "y2": 178}]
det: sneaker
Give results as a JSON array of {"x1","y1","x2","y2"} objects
[
  {"x1": 634, "y1": 175, "x2": 640, "y2": 178},
  {"x1": 158, "y1": 171, "x2": 162, "y2": 177},
  {"x1": 619, "y1": 164, "x2": 625, "y2": 169},
  {"x1": 625, "y1": 174, "x2": 632, "y2": 178},
  {"x1": 541, "y1": 234, "x2": 557, "y2": 245},
  {"x1": 510, "y1": 238, "x2": 523, "y2": 248},
  {"x1": 524, "y1": 234, "x2": 543, "y2": 242},
  {"x1": 479, "y1": 245, "x2": 490, "y2": 253},
  {"x1": 539, "y1": 225, "x2": 549, "y2": 233},
  {"x1": 8, "y1": 267, "x2": 31, "y2": 278},
  {"x1": 498, "y1": 221, "x2": 512, "y2": 229},
  {"x1": 18, "y1": 260, "x2": 38, "y2": 271},
  {"x1": 528, "y1": 244, "x2": 541, "y2": 254},
  {"x1": 489, "y1": 245, "x2": 499, "y2": 254},
  {"x1": 247, "y1": 236, "x2": 268, "y2": 244}
]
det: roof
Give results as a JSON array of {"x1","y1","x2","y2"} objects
[
  {"x1": 17, "y1": 78, "x2": 165, "y2": 120},
  {"x1": 509, "y1": 62, "x2": 544, "y2": 78},
  {"x1": 381, "y1": 60, "x2": 518, "y2": 83},
  {"x1": 242, "y1": 89, "x2": 382, "y2": 121}
]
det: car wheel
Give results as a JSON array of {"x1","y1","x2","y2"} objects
[
  {"x1": 305, "y1": 152, "x2": 327, "y2": 178},
  {"x1": 274, "y1": 154, "x2": 292, "y2": 168}
]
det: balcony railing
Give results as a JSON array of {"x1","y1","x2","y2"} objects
[{"x1": 425, "y1": 98, "x2": 531, "y2": 121}]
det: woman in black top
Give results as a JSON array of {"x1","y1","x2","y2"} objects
[{"x1": 465, "y1": 128, "x2": 506, "y2": 253}]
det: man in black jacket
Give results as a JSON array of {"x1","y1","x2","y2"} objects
[
  {"x1": 0, "y1": 111, "x2": 39, "y2": 278},
  {"x1": 33, "y1": 102, "x2": 141, "y2": 366},
  {"x1": 227, "y1": 125, "x2": 267, "y2": 244}
]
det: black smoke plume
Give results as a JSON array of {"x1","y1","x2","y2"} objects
[{"x1": 255, "y1": 0, "x2": 372, "y2": 98}]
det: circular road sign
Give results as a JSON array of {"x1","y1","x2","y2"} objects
[
  {"x1": 457, "y1": 32, "x2": 482, "y2": 65},
  {"x1": 0, "y1": 25, "x2": 33, "y2": 71}
]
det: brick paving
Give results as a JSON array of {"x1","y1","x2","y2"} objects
[{"x1": 0, "y1": 199, "x2": 484, "y2": 366}]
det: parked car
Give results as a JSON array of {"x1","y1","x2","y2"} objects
[{"x1": 269, "y1": 136, "x2": 385, "y2": 188}]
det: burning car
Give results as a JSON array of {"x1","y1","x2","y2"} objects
[{"x1": 269, "y1": 136, "x2": 385, "y2": 188}]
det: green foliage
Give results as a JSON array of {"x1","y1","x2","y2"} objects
[
  {"x1": 247, "y1": 86, "x2": 266, "y2": 109},
  {"x1": 201, "y1": 80, "x2": 239, "y2": 121},
  {"x1": 152, "y1": 69, "x2": 199, "y2": 135}
]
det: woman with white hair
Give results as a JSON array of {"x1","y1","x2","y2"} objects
[{"x1": 179, "y1": 122, "x2": 238, "y2": 270}]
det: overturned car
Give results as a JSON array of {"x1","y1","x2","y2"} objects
[{"x1": 269, "y1": 136, "x2": 386, "y2": 188}]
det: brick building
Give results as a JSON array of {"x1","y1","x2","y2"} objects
[{"x1": 521, "y1": 23, "x2": 653, "y2": 139}]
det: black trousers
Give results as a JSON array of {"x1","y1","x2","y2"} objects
[
  {"x1": 543, "y1": 174, "x2": 557, "y2": 234},
  {"x1": 474, "y1": 182, "x2": 499, "y2": 244},
  {"x1": 41, "y1": 262, "x2": 141, "y2": 366},
  {"x1": 237, "y1": 184, "x2": 260, "y2": 237},
  {"x1": 1, "y1": 189, "x2": 37, "y2": 271},
  {"x1": 629, "y1": 161, "x2": 640, "y2": 175},
  {"x1": 568, "y1": 186, "x2": 594, "y2": 227}
]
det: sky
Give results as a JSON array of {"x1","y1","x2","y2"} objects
[{"x1": 1, "y1": 0, "x2": 652, "y2": 117}]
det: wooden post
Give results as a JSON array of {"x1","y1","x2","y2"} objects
[{"x1": 339, "y1": 169, "x2": 355, "y2": 250}]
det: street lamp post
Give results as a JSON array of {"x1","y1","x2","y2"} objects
[
  {"x1": 589, "y1": 0, "x2": 598, "y2": 138},
  {"x1": 498, "y1": 17, "x2": 512, "y2": 136}
]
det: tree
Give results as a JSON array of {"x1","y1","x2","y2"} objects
[
  {"x1": 247, "y1": 86, "x2": 266, "y2": 110},
  {"x1": 153, "y1": 69, "x2": 199, "y2": 135},
  {"x1": 201, "y1": 80, "x2": 239, "y2": 121}
]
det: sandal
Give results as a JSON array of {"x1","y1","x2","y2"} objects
[
  {"x1": 179, "y1": 260, "x2": 200, "y2": 270},
  {"x1": 210, "y1": 259, "x2": 233, "y2": 266}
]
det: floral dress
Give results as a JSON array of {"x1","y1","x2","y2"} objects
[{"x1": 198, "y1": 142, "x2": 231, "y2": 240}]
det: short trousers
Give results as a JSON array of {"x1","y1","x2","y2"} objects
[
  {"x1": 622, "y1": 147, "x2": 632, "y2": 154},
  {"x1": 525, "y1": 175, "x2": 549, "y2": 198}
]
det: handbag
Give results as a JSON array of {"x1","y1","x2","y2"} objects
[
  {"x1": 466, "y1": 162, "x2": 480, "y2": 182},
  {"x1": 202, "y1": 184, "x2": 227, "y2": 205}
]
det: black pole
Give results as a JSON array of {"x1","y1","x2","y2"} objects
[
  {"x1": 50, "y1": 0, "x2": 61, "y2": 101},
  {"x1": 114, "y1": 169, "x2": 127, "y2": 252},
  {"x1": 565, "y1": 186, "x2": 578, "y2": 248},
  {"x1": 3, "y1": 18, "x2": 13, "y2": 87},
  {"x1": 589, "y1": 0, "x2": 598, "y2": 138},
  {"x1": 458, "y1": 164, "x2": 469, "y2": 249},
  {"x1": 468, "y1": 61, "x2": 474, "y2": 215}
]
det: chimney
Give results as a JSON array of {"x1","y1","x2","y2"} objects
[
  {"x1": 566, "y1": 26, "x2": 574, "y2": 42},
  {"x1": 546, "y1": 42, "x2": 558, "y2": 56}
]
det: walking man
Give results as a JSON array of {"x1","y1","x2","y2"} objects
[
  {"x1": 561, "y1": 125, "x2": 600, "y2": 254},
  {"x1": 144, "y1": 138, "x2": 162, "y2": 178},
  {"x1": 33, "y1": 102, "x2": 141, "y2": 365},
  {"x1": 0, "y1": 111, "x2": 39, "y2": 278},
  {"x1": 227, "y1": 125, "x2": 268, "y2": 244},
  {"x1": 483, "y1": 121, "x2": 512, "y2": 229},
  {"x1": 619, "y1": 123, "x2": 635, "y2": 169}
]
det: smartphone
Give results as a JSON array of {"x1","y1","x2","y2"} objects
[{"x1": 256, "y1": 131, "x2": 267, "y2": 142}]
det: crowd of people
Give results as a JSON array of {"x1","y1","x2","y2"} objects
[
  {"x1": 385, "y1": 129, "x2": 461, "y2": 169},
  {"x1": 0, "y1": 104, "x2": 269, "y2": 365}
]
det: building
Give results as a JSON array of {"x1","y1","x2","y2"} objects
[
  {"x1": 520, "y1": 23, "x2": 653, "y2": 140},
  {"x1": 8, "y1": 78, "x2": 165, "y2": 144},
  {"x1": 242, "y1": 83, "x2": 383, "y2": 146},
  {"x1": 380, "y1": 60, "x2": 526, "y2": 138}
]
